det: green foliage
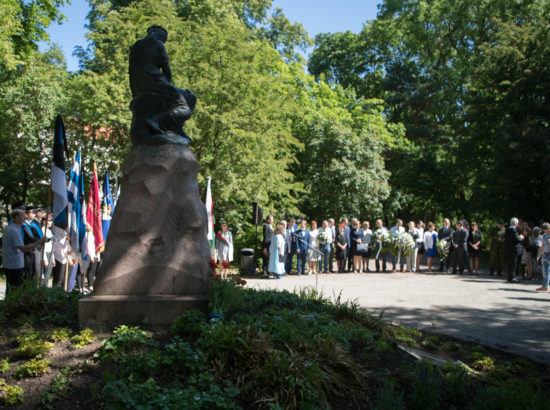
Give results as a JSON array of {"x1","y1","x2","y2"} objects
[
  {"x1": 389, "y1": 325, "x2": 421, "y2": 346},
  {"x1": 40, "y1": 366, "x2": 71, "y2": 409},
  {"x1": 0, "y1": 281, "x2": 81, "y2": 326},
  {"x1": 171, "y1": 309, "x2": 207, "y2": 339},
  {"x1": 101, "y1": 377, "x2": 240, "y2": 410},
  {"x1": 49, "y1": 327, "x2": 72, "y2": 342},
  {"x1": 375, "y1": 381, "x2": 405, "y2": 410},
  {"x1": 71, "y1": 329, "x2": 96, "y2": 348},
  {"x1": 95, "y1": 325, "x2": 154, "y2": 361},
  {"x1": 472, "y1": 355, "x2": 495, "y2": 371},
  {"x1": 0, "y1": 358, "x2": 9, "y2": 373},
  {"x1": 0, "y1": 378, "x2": 24, "y2": 405},
  {"x1": 16, "y1": 330, "x2": 54, "y2": 358},
  {"x1": 14, "y1": 358, "x2": 51, "y2": 379},
  {"x1": 0, "y1": 0, "x2": 67, "y2": 70}
]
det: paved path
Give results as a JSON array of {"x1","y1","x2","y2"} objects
[{"x1": 246, "y1": 266, "x2": 550, "y2": 364}]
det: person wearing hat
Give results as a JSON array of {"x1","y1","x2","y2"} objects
[
  {"x1": 29, "y1": 206, "x2": 45, "y2": 280},
  {"x1": 21, "y1": 206, "x2": 41, "y2": 280},
  {"x1": 2, "y1": 209, "x2": 47, "y2": 293},
  {"x1": 450, "y1": 220, "x2": 468, "y2": 274},
  {"x1": 489, "y1": 219, "x2": 506, "y2": 276}
]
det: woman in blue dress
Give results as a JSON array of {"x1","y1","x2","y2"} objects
[
  {"x1": 423, "y1": 222, "x2": 438, "y2": 272},
  {"x1": 268, "y1": 224, "x2": 286, "y2": 279}
]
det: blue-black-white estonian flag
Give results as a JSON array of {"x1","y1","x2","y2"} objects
[
  {"x1": 67, "y1": 151, "x2": 87, "y2": 259},
  {"x1": 52, "y1": 114, "x2": 68, "y2": 229}
]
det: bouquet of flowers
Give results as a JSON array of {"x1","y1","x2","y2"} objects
[
  {"x1": 387, "y1": 232, "x2": 413, "y2": 259},
  {"x1": 318, "y1": 231, "x2": 328, "y2": 246},
  {"x1": 373, "y1": 229, "x2": 391, "y2": 258},
  {"x1": 437, "y1": 239, "x2": 450, "y2": 262},
  {"x1": 389, "y1": 232, "x2": 415, "y2": 257}
]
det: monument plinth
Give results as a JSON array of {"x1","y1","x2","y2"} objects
[{"x1": 79, "y1": 25, "x2": 210, "y2": 328}]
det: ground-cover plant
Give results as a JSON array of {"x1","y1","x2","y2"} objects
[
  {"x1": 71, "y1": 329, "x2": 95, "y2": 348},
  {"x1": 0, "y1": 358, "x2": 9, "y2": 373},
  {"x1": 0, "y1": 378, "x2": 24, "y2": 405},
  {"x1": 49, "y1": 327, "x2": 72, "y2": 342},
  {"x1": 14, "y1": 358, "x2": 51, "y2": 379},
  {"x1": 16, "y1": 330, "x2": 54, "y2": 358},
  {"x1": 94, "y1": 325, "x2": 155, "y2": 361},
  {"x1": 40, "y1": 366, "x2": 71, "y2": 409}
]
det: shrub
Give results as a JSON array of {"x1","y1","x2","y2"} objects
[
  {"x1": 0, "y1": 282, "x2": 81, "y2": 326},
  {"x1": 0, "y1": 378, "x2": 24, "y2": 405},
  {"x1": 171, "y1": 309, "x2": 207, "y2": 339},
  {"x1": 14, "y1": 358, "x2": 51, "y2": 379}
]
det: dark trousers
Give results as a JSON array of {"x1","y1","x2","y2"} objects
[
  {"x1": 347, "y1": 250, "x2": 353, "y2": 271},
  {"x1": 24, "y1": 252, "x2": 34, "y2": 279},
  {"x1": 87, "y1": 261, "x2": 98, "y2": 287},
  {"x1": 285, "y1": 251, "x2": 294, "y2": 274},
  {"x1": 52, "y1": 260, "x2": 66, "y2": 288},
  {"x1": 452, "y1": 247, "x2": 466, "y2": 273},
  {"x1": 375, "y1": 251, "x2": 387, "y2": 272},
  {"x1": 297, "y1": 251, "x2": 307, "y2": 274},
  {"x1": 329, "y1": 245, "x2": 335, "y2": 272},
  {"x1": 506, "y1": 252, "x2": 520, "y2": 282},
  {"x1": 262, "y1": 246, "x2": 270, "y2": 274},
  {"x1": 5, "y1": 268, "x2": 25, "y2": 293}
]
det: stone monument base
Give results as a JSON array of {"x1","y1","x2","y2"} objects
[{"x1": 79, "y1": 294, "x2": 208, "y2": 329}]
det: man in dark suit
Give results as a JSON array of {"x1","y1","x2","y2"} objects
[
  {"x1": 505, "y1": 217, "x2": 524, "y2": 283},
  {"x1": 295, "y1": 219, "x2": 311, "y2": 275},
  {"x1": 262, "y1": 215, "x2": 273, "y2": 276},
  {"x1": 438, "y1": 218, "x2": 453, "y2": 272},
  {"x1": 283, "y1": 219, "x2": 296, "y2": 274},
  {"x1": 451, "y1": 220, "x2": 467, "y2": 274}
]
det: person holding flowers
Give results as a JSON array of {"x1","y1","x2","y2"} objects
[
  {"x1": 406, "y1": 221, "x2": 420, "y2": 272},
  {"x1": 308, "y1": 220, "x2": 321, "y2": 275},
  {"x1": 373, "y1": 219, "x2": 389, "y2": 272},
  {"x1": 215, "y1": 221, "x2": 233, "y2": 279},
  {"x1": 423, "y1": 222, "x2": 438, "y2": 272}
]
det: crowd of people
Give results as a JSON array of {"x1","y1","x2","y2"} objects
[
  {"x1": 245, "y1": 215, "x2": 550, "y2": 292},
  {"x1": 1, "y1": 202, "x2": 100, "y2": 295}
]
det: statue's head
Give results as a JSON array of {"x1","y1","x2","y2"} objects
[{"x1": 147, "y1": 25, "x2": 168, "y2": 42}]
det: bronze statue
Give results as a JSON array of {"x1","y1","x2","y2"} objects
[{"x1": 129, "y1": 25, "x2": 196, "y2": 146}]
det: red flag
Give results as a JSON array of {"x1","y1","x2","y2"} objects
[{"x1": 86, "y1": 162, "x2": 104, "y2": 254}]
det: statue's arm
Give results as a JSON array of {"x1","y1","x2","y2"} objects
[{"x1": 157, "y1": 42, "x2": 172, "y2": 83}]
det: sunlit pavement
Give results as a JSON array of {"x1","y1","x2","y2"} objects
[{"x1": 245, "y1": 262, "x2": 550, "y2": 364}]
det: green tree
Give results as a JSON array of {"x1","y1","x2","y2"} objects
[
  {"x1": 290, "y1": 71, "x2": 401, "y2": 221},
  {"x1": 0, "y1": 48, "x2": 68, "y2": 217},
  {"x1": 0, "y1": 0, "x2": 68, "y2": 71}
]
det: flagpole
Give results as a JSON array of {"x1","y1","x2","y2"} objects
[{"x1": 64, "y1": 152, "x2": 76, "y2": 292}]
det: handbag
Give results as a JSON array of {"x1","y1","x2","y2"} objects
[{"x1": 357, "y1": 243, "x2": 368, "y2": 253}]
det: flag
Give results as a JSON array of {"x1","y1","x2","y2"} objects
[
  {"x1": 67, "y1": 152, "x2": 87, "y2": 260},
  {"x1": 51, "y1": 114, "x2": 68, "y2": 229},
  {"x1": 113, "y1": 161, "x2": 121, "y2": 211},
  {"x1": 86, "y1": 163, "x2": 104, "y2": 254},
  {"x1": 102, "y1": 170, "x2": 113, "y2": 241},
  {"x1": 205, "y1": 177, "x2": 215, "y2": 249}
]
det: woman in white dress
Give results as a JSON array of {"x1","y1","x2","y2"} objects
[
  {"x1": 268, "y1": 224, "x2": 286, "y2": 279},
  {"x1": 215, "y1": 221, "x2": 233, "y2": 279},
  {"x1": 308, "y1": 220, "x2": 321, "y2": 275}
]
